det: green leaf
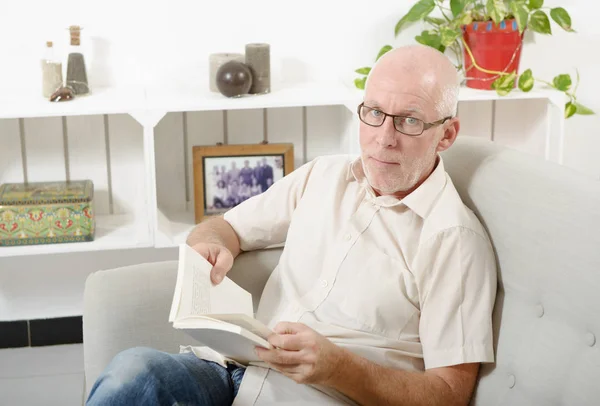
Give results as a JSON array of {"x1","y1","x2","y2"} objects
[
  {"x1": 416, "y1": 30, "x2": 443, "y2": 50},
  {"x1": 395, "y1": 0, "x2": 436, "y2": 36},
  {"x1": 460, "y1": 11, "x2": 473, "y2": 25},
  {"x1": 518, "y1": 69, "x2": 534, "y2": 92},
  {"x1": 565, "y1": 102, "x2": 577, "y2": 118},
  {"x1": 529, "y1": 10, "x2": 552, "y2": 34},
  {"x1": 528, "y1": 0, "x2": 543, "y2": 9},
  {"x1": 354, "y1": 77, "x2": 367, "y2": 90},
  {"x1": 424, "y1": 16, "x2": 446, "y2": 26},
  {"x1": 553, "y1": 74, "x2": 572, "y2": 91},
  {"x1": 550, "y1": 7, "x2": 574, "y2": 32},
  {"x1": 486, "y1": 0, "x2": 508, "y2": 25},
  {"x1": 510, "y1": 0, "x2": 529, "y2": 34},
  {"x1": 472, "y1": 3, "x2": 486, "y2": 20},
  {"x1": 450, "y1": 0, "x2": 468, "y2": 17},
  {"x1": 355, "y1": 67, "x2": 371, "y2": 75},
  {"x1": 376, "y1": 45, "x2": 393, "y2": 61},
  {"x1": 440, "y1": 26, "x2": 461, "y2": 46},
  {"x1": 491, "y1": 73, "x2": 516, "y2": 96},
  {"x1": 574, "y1": 102, "x2": 595, "y2": 115}
]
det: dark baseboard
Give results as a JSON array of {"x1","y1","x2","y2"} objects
[
  {"x1": 0, "y1": 320, "x2": 29, "y2": 349},
  {"x1": 0, "y1": 316, "x2": 82, "y2": 349}
]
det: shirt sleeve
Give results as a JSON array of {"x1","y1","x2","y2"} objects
[
  {"x1": 223, "y1": 158, "x2": 319, "y2": 251},
  {"x1": 415, "y1": 227, "x2": 498, "y2": 370}
]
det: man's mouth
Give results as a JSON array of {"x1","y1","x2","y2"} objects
[{"x1": 371, "y1": 156, "x2": 398, "y2": 166}]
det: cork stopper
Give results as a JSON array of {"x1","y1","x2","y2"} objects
[
  {"x1": 69, "y1": 25, "x2": 82, "y2": 46},
  {"x1": 46, "y1": 41, "x2": 53, "y2": 48}
]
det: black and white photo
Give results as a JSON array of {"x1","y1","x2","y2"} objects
[
  {"x1": 203, "y1": 155, "x2": 284, "y2": 215},
  {"x1": 192, "y1": 143, "x2": 294, "y2": 223}
]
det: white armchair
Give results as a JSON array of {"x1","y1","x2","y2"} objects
[{"x1": 83, "y1": 137, "x2": 600, "y2": 405}]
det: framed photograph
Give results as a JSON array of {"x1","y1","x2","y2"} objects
[{"x1": 192, "y1": 143, "x2": 294, "y2": 223}]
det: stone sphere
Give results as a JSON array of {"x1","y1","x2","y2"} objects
[{"x1": 216, "y1": 61, "x2": 253, "y2": 98}]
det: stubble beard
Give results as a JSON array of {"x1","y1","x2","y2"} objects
[{"x1": 362, "y1": 142, "x2": 439, "y2": 195}]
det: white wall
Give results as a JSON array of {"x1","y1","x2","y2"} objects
[
  {"x1": 514, "y1": 0, "x2": 600, "y2": 177},
  {"x1": 0, "y1": 0, "x2": 598, "y2": 321}
]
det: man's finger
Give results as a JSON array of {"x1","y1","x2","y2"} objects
[
  {"x1": 273, "y1": 322, "x2": 304, "y2": 335},
  {"x1": 265, "y1": 362, "x2": 302, "y2": 374},
  {"x1": 193, "y1": 244, "x2": 211, "y2": 261},
  {"x1": 268, "y1": 333, "x2": 303, "y2": 351},
  {"x1": 255, "y1": 347, "x2": 302, "y2": 365}
]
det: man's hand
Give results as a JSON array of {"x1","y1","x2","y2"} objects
[
  {"x1": 190, "y1": 242, "x2": 234, "y2": 284},
  {"x1": 255, "y1": 322, "x2": 347, "y2": 385}
]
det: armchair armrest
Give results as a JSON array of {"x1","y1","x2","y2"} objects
[{"x1": 82, "y1": 247, "x2": 283, "y2": 397}]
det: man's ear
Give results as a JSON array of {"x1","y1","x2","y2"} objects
[{"x1": 436, "y1": 118, "x2": 460, "y2": 152}]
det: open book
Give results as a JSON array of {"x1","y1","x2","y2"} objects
[{"x1": 169, "y1": 244, "x2": 273, "y2": 364}]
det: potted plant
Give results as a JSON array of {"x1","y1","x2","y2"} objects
[{"x1": 354, "y1": 0, "x2": 594, "y2": 118}]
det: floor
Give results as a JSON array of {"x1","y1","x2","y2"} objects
[{"x1": 0, "y1": 344, "x2": 85, "y2": 406}]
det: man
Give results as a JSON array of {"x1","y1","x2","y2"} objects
[
  {"x1": 254, "y1": 159, "x2": 265, "y2": 190},
  {"x1": 240, "y1": 160, "x2": 255, "y2": 186},
  {"x1": 260, "y1": 157, "x2": 274, "y2": 191},
  {"x1": 226, "y1": 161, "x2": 241, "y2": 186},
  {"x1": 86, "y1": 45, "x2": 497, "y2": 406}
]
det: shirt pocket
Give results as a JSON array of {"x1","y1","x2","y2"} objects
[{"x1": 319, "y1": 248, "x2": 420, "y2": 341}]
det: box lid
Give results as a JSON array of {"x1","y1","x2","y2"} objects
[{"x1": 0, "y1": 180, "x2": 93, "y2": 206}]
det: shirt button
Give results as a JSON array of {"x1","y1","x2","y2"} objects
[
  {"x1": 507, "y1": 374, "x2": 516, "y2": 388},
  {"x1": 344, "y1": 233, "x2": 352, "y2": 241},
  {"x1": 535, "y1": 304, "x2": 544, "y2": 318},
  {"x1": 586, "y1": 332, "x2": 596, "y2": 347},
  {"x1": 320, "y1": 279, "x2": 328, "y2": 288}
]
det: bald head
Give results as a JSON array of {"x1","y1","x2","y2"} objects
[{"x1": 366, "y1": 45, "x2": 460, "y2": 118}]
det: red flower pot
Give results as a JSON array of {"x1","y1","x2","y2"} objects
[{"x1": 461, "y1": 19, "x2": 525, "y2": 90}]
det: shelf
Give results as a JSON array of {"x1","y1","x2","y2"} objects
[
  {"x1": 0, "y1": 86, "x2": 147, "y2": 120},
  {"x1": 458, "y1": 86, "x2": 565, "y2": 106},
  {"x1": 145, "y1": 81, "x2": 353, "y2": 113},
  {"x1": 0, "y1": 214, "x2": 152, "y2": 257},
  {"x1": 155, "y1": 209, "x2": 196, "y2": 249},
  {"x1": 0, "y1": 82, "x2": 352, "y2": 121},
  {"x1": 0, "y1": 81, "x2": 565, "y2": 122}
]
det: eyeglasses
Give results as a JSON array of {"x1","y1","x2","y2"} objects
[{"x1": 357, "y1": 102, "x2": 452, "y2": 136}]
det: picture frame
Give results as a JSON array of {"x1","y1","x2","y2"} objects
[{"x1": 192, "y1": 142, "x2": 294, "y2": 223}]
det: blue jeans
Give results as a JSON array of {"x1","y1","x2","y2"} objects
[{"x1": 86, "y1": 347, "x2": 246, "y2": 406}]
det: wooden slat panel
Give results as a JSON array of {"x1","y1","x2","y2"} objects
[
  {"x1": 493, "y1": 99, "x2": 546, "y2": 158},
  {"x1": 305, "y1": 106, "x2": 345, "y2": 162},
  {"x1": 0, "y1": 119, "x2": 24, "y2": 184},
  {"x1": 340, "y1": 108, "x2": 360, "y2": 156},
  {"x1": 154, "y1": 112, "x2": 186, "y2": 213},
  {"x1": 66, "y1": 116, "x2": 110, "y2": 215},
  {"x1": 187, "y1": 111, "x2": 224, "y2": 211},
  {"x1": 457, "y1": 100, "x2": 493, "y2": 139},
  {"x1": 227, "y1": 109, "x2": 264, "y2": 145},
  {"x1": 106, "y1": 114, "x2": 145, "y2": 218},
  {"x1": 266, "y1": 107, "x2": 303, "y2": 169},
  {"x1": 23, "y1": 117, "x2": 65, "y2": 182}
]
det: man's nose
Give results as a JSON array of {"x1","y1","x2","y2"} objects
[{"x1": 375, "y1": 119, "x2": 397, "y2": 148}]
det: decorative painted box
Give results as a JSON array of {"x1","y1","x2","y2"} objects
[{"x1": 0, "y1": 180, "x2": 95, "y2": 247}]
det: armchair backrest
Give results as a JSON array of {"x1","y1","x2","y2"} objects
[{"x1": 441, "y1": 137, "x2": 600, "y2": 405}]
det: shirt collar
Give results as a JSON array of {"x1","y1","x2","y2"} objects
[{"x1": 348, "y1": 155, "x2": 447, "y2": 218}]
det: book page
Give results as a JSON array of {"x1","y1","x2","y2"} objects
[
  {"x1": 209, "y1": 313, "x2": 273, "y2": 340},
  {"x1": 170, "y1": 244, "x2": 255, "y2": 322}
]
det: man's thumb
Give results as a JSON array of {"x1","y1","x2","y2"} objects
[
  {"x1": 210, "y1": 250, "x2": 232, "y2": 284},
  {"x1": 211, "y1": 268, "x2": 225, "y2": 284}
]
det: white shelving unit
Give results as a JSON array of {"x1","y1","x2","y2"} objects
[{"x1": 0, "y1": 81, "x2": 565, "y2": 258}]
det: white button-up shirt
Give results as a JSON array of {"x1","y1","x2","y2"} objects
[{"x1": 187, "y1": 154, "x2": 497, "y2": 405}]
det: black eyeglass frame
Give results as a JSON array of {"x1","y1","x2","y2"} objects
[{"x1": 357, "y1": 102, "x2": 453, "y2": 136}]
